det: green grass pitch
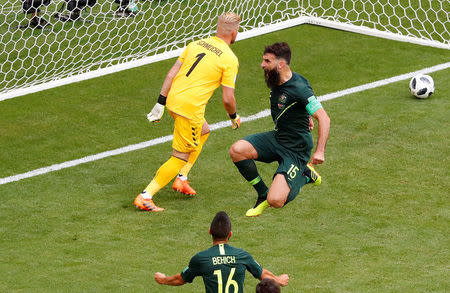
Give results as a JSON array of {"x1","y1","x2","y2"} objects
[{"x1": 0, "y1": 25, "x2": 449, "y2": 292}]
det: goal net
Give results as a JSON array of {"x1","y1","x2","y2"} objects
[{"x1": 1, "y1": 0, "x2": 448, "y2": 100}]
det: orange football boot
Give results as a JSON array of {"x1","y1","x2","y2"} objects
[
  {"x1": 134, "y1": 193, "x2": 164, "y2": 211},
  {"x1": 172, "y1": 177, "x2": 197, "y2": 196}
]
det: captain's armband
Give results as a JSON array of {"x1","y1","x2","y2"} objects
[{"x1": 305, "y1": 95, "x2": 322, "y2": 115}]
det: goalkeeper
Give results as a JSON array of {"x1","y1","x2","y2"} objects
[
  {"x1": 134, "y1": 12, "x2": 242, "y2": 212},
  {"x1": 229, "y1": 42, "x2": 330, "y2": 217}
]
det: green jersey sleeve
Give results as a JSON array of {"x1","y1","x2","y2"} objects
[
  {"x1": 243, "y1": 252, "x2": 263, "y2": 279},
  {"x1": 292, "y1": 74, "x2": 322, "y2": 115},
  {"x1": 180, "y1": 254, "x2": 201, "y2": 283}
]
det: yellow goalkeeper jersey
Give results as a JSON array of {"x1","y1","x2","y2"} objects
[{"x1": 166, "y1": 36, "x2": 239, "y2": 122}]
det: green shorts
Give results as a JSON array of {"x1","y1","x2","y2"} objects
[{"x1": 243, "y1": 131, "x2": 311, "y2": 204}]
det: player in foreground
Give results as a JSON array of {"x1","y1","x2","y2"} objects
[
  {"x1": 230, "y1": 42, "x2": 330, "y2": 217},
  {"x1": 154, "y1": 211, "x2": 289, "y2": 292},
  {"x1": 134, "y1": 12, "x2": 242, "y2": 211}
]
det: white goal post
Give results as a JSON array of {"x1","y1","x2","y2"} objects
[{"x1": 1, "y1": 0, "x2": 448, "y2": 101}]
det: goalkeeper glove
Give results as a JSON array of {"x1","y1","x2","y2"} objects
[
  {"x1": 147, "y1": 95, "x2": 166, "y2": 122},
  {"x1": 229, "y1": 113, "x2": 241, "y2": 130}
]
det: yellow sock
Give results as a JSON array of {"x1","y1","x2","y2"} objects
[
  {"x1": 179, "y1": 162, "x2": 193, "y2": 178},
  {"x1": 179, "y1": 132, "x2": 210, "y2": 177},
  {"x1": 145, "y1": 156, "x2": 186, "y2": 195},
  {"x1": 143, "y1": 180, "x2": 160, "y2": 198}
]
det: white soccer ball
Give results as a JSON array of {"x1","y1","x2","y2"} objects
[{"x1": 409, "y1": 74, "x2": 434, "y2": 99}]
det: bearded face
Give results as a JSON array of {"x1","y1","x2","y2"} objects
[
  {"x1": 264, "y1": 67, "x2": 281, "y2": 89},
  {"x1": 261, "y1": 53, "x2": 282, "y2": 89}
]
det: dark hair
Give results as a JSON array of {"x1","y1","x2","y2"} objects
[
  {"x1": 210, "y1": 211, "x2": 231, "y2": 240},
  {"x1": 256, "y1": 278, "x2": 281, "y2": 293},
  {"x1": 264, "y1": 42, "x2": 291, "y2": 65}
]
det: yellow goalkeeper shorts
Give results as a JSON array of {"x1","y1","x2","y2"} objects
[{"x1": 170, "y1": 111, "x2": 204, "y2": 153}]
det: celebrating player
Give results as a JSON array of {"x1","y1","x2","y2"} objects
[
  {"x1": 229, "y1": 42, "x2": 330, "y2": 217},
  {"x1": 154, "y1": 211, "x2": 289, "y2": 291},
  {"x1": 134, "y1": 12, "x2": 242, "y2": 211}
]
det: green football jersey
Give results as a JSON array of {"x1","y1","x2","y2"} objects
[
  {"x1": 180, "y1": 243, "x2": 263, "y2": 293},
  {"x1": 270, "y1": 71, "x2": 322, "y2": 153}
]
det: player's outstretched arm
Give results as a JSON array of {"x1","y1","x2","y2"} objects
[
  {"x1": 222, "y1": 86, "x2": 241, "y2": 129},
  {"x1": 154, "y1": 272, "x2": 186, "y2": 286},
  {"x1": 260, "y1": 269, "x2": 290, "y2": 287},
  {"x1": 159, "y1": 60, "x2": 182, "y2": 97},
  {"x1": 311, "y1": 107, "x2": 330, "y2": 164},
  {"x1": 147, "y1": 60, "x2": 183, "y2": 123}
]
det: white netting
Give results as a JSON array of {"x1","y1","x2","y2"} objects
[
  {"x1": 0, "y1": 0, "x2": 448, "y2": 98},
  {"x1": 302, "y1": 0, "x2": 449, "y2": 46}
]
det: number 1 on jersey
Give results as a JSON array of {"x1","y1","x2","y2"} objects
[{"x1": 186, "y1": 53, "x2": 206, "y2": 77}]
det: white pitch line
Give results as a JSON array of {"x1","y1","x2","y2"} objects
[
  {"x1": 319, "y1": 62, "x2": 450, "y2": 101},
  {"x1": 1, "y1": 62, "x2": 449, "y2": 186}
]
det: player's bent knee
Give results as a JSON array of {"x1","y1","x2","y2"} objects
[
  {"x1": 229, "y1": 141, "x2": 243, "y2": 159},
  {"x1": 172, "y1": 149, "x2": 190, "y2": 161},
  {"x1": 229, "y1": 140, "x2": 257, "y2": 161},
  {"x1": 201, "y1": 121, "x2": 210, "y2": 135},
  {"x1": 267, "y1": 197, "x2": 285, "y2": 208}
]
